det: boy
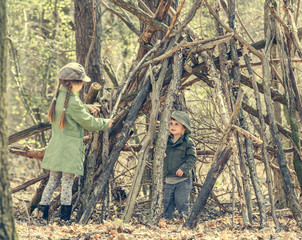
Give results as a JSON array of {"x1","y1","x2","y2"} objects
[{"x1": 163, "y1": 110, "x2": 197, "y2": 220}]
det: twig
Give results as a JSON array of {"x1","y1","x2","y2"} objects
[
  {"x1": 103, "y1": 58, "x2": 119, "y2": 87},
  {"x1": 99, "y1": 0, "x2": 141, "y2": 36},
  {"x1": 231, "y1": 125, "x2": 263, "y2": 144},
  {"x1": 164, "y1": 0, "x2": 186, "y2": 40},
  {"x1": 137, "y1": 0, "x2": 153, "y2": 16},
  {"x1": 296, "y1": 0, "x2": 301, "y2": 25},
  {"x1": 169, "y1": 0, "x2": 203, "y2": 38},
  {"x1": 282, "y1": 0, "x2": 302, "y2": 59},
  {"x1": 240, "y1": 58, "x2": 302, "y2": 68},
  {"x1": 7, "y1": 37, "x2": 38, "y2": 125},
  {"x1": 110, "y1": 44, "x2": 158, "y2": 119},
  {"x1": 235, "y1": 11, "x2": 255, "y2": 43},
  {"x1": 217, "y1": 89, "x2": 244, "y2": 147},
  {"x1": 204, "y1": 0, "x2": 263, "y2": 60},
  {"x1": 8, "y1": 122, "x2": 51, "y2": 145},
  {"x1": 267, "y1": 3, "x2": 291, "y2": 40},
  {"x1": 109, "y1": 0, "x2": 168, "y2": 33}
]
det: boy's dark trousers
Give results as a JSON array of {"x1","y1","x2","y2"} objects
[{"x1": 163, "y1": 178, "x2": 192, "y2": 220}]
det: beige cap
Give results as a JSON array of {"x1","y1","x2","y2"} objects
[{"x1": 58, "y1": 62, "x2": 91, "y2": 82}]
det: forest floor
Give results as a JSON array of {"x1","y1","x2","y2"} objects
[{"x1": 10, "y1": 155, "x2": 302, "y2": 240}]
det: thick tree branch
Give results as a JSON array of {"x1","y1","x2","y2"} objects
[{"x1": 8, "y1": 122, "x2": 51, "y2": 145}]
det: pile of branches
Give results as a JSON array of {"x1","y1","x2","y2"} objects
[{"x1": 9, "y1": 0, "x2": 302, "y2": 231}]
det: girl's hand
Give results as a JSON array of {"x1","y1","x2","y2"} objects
[
  {"x1": 108, "y1": 119, "x2": 114, "y2": 128},
  {"x1": 87, "y1": 104, "x2": 100, "y2": 114},
  {"x1": 176, "y1": 169, "x2": 184, "y2": 177}
]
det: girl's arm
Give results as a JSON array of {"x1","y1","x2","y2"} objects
[{"x1": 68, "y1": 97, "x2": 110, "y2": 131}]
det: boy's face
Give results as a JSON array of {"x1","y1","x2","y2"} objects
[{"x1": 170, "y1": 119, "x2": 185, "y2": 137}]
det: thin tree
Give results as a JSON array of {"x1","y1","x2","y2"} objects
[{"x1": 0, "y1": 0, "x2": 18, "y2": 238}]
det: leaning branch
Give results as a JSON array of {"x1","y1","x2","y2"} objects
[
  {"x1": 9, "y1": 146, "x2": 45, "y2": 161},
  {"x1": 8, "y1": 122, "x2": 51, "y2": 145},
  {"x1": 231, "y1": 125, "x2": 263, "y2": 144},
  {"x1": 142, "y1": 33, "x2": 233, "y2": 67},
  {"x1": 12, "y1": 174, "x2": 49, "y2": 194}
]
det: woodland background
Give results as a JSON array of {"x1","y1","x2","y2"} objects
[{"x1": 2, "y1": 0, "x2": 302, "y2": 239}]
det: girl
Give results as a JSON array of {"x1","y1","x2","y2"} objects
[
  {"x1": 163, "y1": 110, "x2": 197, "y2": 220},
  {"x1": 38, "y1": 62, "x2": 113, "y2": 221}
]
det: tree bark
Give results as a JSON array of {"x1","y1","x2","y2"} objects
[
  {"x1": 264, "y1": 1, "x2": 286, "y2": 209},
  {"x1": 75, "y1": 0, "x2": 104, "y2": 96},
  {"x1": 149, "y1": 50, "x2": 183, "y2": 225},
  {"x1": 123, "y1": 58, "x2": 169, "y2": 223},
  {"x1": 0, "y1": 0, "x2": 18, "y2": 237}
]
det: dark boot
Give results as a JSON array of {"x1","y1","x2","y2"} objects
[
  {"x1": 60, "y1": 205, "x2": 72, "y2": 221},
  {"x1": 38, "y1": 205, "x2": 49, "y2": 220}
]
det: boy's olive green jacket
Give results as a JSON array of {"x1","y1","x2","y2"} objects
[
  {"x1": 164, "y1": 134, "x2": 197, "y2": 179},
  {"x1": 42, "y1": 87, "x2": 110, "y2": 176}
]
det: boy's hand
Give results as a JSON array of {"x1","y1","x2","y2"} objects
[{"x1": 176, "y1": 169, "x2": 183, "y2": 177}]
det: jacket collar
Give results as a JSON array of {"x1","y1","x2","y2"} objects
[{"x1": 168, "y1": 134, "x2": 186, "y2": 145}]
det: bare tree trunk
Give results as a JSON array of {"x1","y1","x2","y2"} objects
[
  {"x1": 264, "y1": 1, "x2": 286, "y2": 209},
  {"x1": 74, "y1": 1, "x2": 106, "y2": 218},
  {"x1": 215, "y1": 2, "x2": 251, "y2": 226},
  {"x1": 122, "y1": 58, "x2": 169, "y2": 223},
  {"x1": 76, "y1": 84, "x2": 103, "y2": 221},
  {"x1": 75, "y1": 0, "x2": 104, "y2": 96},
  {"x1": 149, "y1": 50, "x2": 183, "y2": 224},
  {"x1": 244, "y1": 53, "x2": 280, "y2": 231},
  {"x1": 234, "y1": 135, "x2": 251, "y2": 225},
  {"x1": 238, "y1": 111, "x2": 267, "y2": 228},
  {"x1": 228, "y1": 0, "x2": 267, "y2": 227},
  {"x1": 0, "y1": 0, "x2": 18, "y2": 237}
]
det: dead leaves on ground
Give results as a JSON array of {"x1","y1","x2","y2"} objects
[{"x1": 16, "y1": 216, "x2": 302, "y2": 240}]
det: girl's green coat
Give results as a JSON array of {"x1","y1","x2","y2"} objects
[{"x1": 41, "y1": 87, "x2": 110, "y2": 176}]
